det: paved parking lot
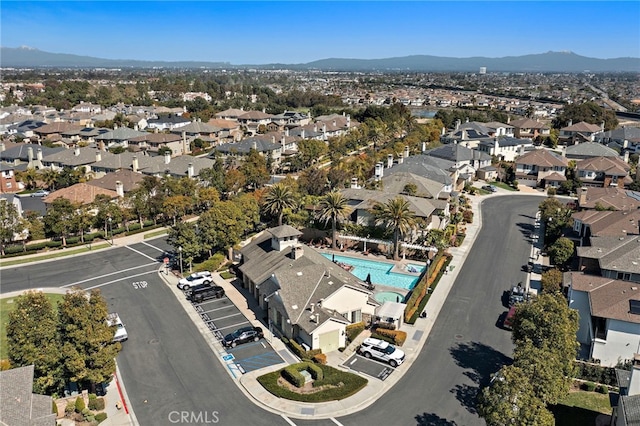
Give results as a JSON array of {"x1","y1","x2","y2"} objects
[
  {"x1": 343, "y1": 353, "x2": 396, "y2": 381},
  {"x1": 187, "y1": 293, "x2": 284, "y2": 373}
]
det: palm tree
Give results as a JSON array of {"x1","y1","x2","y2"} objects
[
  {"x1": 318, "y1": 191, "x2": 352, "y2": 250},
  {"x1": 370, "y1": 196, "x2": 417, "y2": 260},
  {"x1": 262, "y1": 183, "x2": 296, "y2": 226},
  {"x1": 40, "y1": 169, "x2": 59, "y2": 191}
]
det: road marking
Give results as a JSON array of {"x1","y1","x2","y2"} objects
[
  {"x1": 140, "y1": 241, "x2": 166, "y2": 252},
  {"x1": 201, "y1": 305, "x2": 235, "y2": 314},
  {"x1": 214, "y1": 312, "x2": 242, "y2": 321},
  {"x1": 61, "y1": 262, "x2": 158, "y2": 287},
  {"x1": 215, "y1": 322, "x2": 250, "y2": 331},
  {"x1": 350, "y1": 358, "x2": 357, "y2": 365},
  {"x1": 280, "y1": 415, "x2": 297, "y2": 426},
  {"x1": 330, "y1": 418, "x2": 345, "y2": 426},
  {"x1": 125, "y1": 245, "x2": 158, "y2": 261},
  {"x1": 261, "y1": 342, "x2": 266, "y2": 348},
  {"x1": 84, "y1": 271, "x2": 157, "y2": 290}
]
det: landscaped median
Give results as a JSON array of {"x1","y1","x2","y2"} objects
[{"x1": 257, "y1": 361, "x2": 368, "y2": 403}]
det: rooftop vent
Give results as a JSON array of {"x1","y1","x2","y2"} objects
[
  {"x1": 297, "y1": 271, "x2": 303, "y2": 276},
  {"x1": 292, "y1": 304, "x2": 298, "y2": 310}
]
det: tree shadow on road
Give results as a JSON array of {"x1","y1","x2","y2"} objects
[
  {"x1": 448, "y1": 341, "x2": 512, "y2": 413},
  {"x1": 415, "y1": 412, "x2": 459, "y2": 426}
]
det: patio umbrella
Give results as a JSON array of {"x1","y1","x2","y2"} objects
[
  {"x1": 366, "y1": 273, "x2": 372, "y2": 284},
  {"x1": 332, "y1": 254, "x2": 335, "y2": 262}
]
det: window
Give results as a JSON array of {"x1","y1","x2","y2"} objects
[
  {"x1": 592, "y1": 316, "x2": 607, "y2": 340},
  {"x1": 351, "y1": 310, "x2": 362, "y2": 323}
]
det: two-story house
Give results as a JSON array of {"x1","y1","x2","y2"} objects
[
  {"x1": 475, "y1": 137, "x2": 534, "y2": 162},
  {"x1": 576, "y1": 187, "x2": 640, "y2": 211},
  {"x1": 237, "y1": 225, "x2": 379, "y2": 353},
  {"x1": 559, "y1": 121, "x2": 603, "y2": 145},
  {"x1": 514, "y1": 149, "x2": 568, "y2": 188},
  {"x1": 509, "y1": 117, "x2": 551, "y2": 139},
  {"x1": 576, "y1": 156, "x2": 632, "y2": 188}
]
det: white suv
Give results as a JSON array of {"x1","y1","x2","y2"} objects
[
  {"x1": 358, "y1": 337, "x2": 406, "y2": 367},
  {"x1": 177, "y1": 271, "x2": 213, "y2": 290}
]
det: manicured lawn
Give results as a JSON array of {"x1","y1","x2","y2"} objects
[
  {"x1": 257, "y1": 362, "x2": 368, "y2": 402},
  {"x1": 0, "y1": 293, "x2": 65, "y2": 359},
  {"x1": 492, "y1": 182, "x2": 518, "y2": 191},
  {"x1": 0, "y1": 243, "x2": 110, "y2": 267},
  {"x1": 551, "y1": 390, "x2": 612, "y2": 425}
]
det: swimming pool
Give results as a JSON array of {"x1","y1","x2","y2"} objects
[
  {"x1": 321, "y1": 253, "x2": 424, "y2": 290},
  {"x1": 375, "y1": 291, "x2": 406, "y2": 303}
]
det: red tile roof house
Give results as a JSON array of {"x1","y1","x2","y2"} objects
[
  {"x1": 514, "y1": 149, "x2": 568, "y2": 188},
  {"x1": 509, "y1": 117, "x2": 551, "y2": 139},
  {"x1": 576, "y1": 156, "x2": 633, "y2": 188},
  {"x1": 577, "y1": 186, "x2": 640, "y2": 211}
]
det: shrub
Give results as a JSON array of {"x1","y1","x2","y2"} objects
[
  {"x1": 81, "y1": 407, "x2": 91, "y2": 417},
  {"x1": 307, "y1": 362, "x2": 324, "y2": 380},
  {"x1": 52, "y1": 400, "x2": 58, "y2": 415},
  {"x1": 313, "y1": 353, "x2": 327, "y2": 365},
  {"x1": 405, "y1": 254, "x2": 452, "y2": 324},
  {"x1": 597, "y1": 384, "x2": 609, "y2": 394},
  {"x1": 196, "y1": 253, "x2": 226, "y2": 273},
  {"x1": 91, "y1": 397, "x2": 105, "y2": 411},
  {"x1": 374, "y1": 328, "x2": 407, "y2": 346},
  {"x1": 288, "y1": 340, "x2": 306, "y2": 359},
  {"x1": 85, "y1": 415, "x2": 95, "y2": 423},
  {"x1": 345, "y1": 322, "x2": 365, "y2": 342},
  {"x1": 582, "y1": 381, "x2": 597, "y2": 392},
  {"x1": 306, "y1": 349, "x2": 321, "y2": 358},
  {"x1": 74, "y1": 396, "x2": 85, "y2": 413},
  {"x1": 282, "y1": 365, "x2": 305, "y2": 387},
  {"x1": 95, "y1": 412, "x2": 108, "y2": 423},
  {"x1": 375, "y1": 321, "x2": 396, "y2": 330},
  {"x1": 462, "y1": 210, "x2": 473, "y2": 224},
  {"x1": 65, "y1": 400, "x2": 75, "y2": 414}
]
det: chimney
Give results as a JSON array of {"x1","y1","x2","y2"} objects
[
  {"x1": 404, "y1": 145, "x2": 409, "y2": 159},
  {"x1": 155, "y1": 127, "x2": 159, "y2": 133},
  {"x1": 568, "y1": 119, "x2": 573, "y2": 127},
  {"x1": 132, "y1": 156, "x2": 139, "y2": 173},
  {"x1": 272, "y1": 136, "x2": 276, "y2": 144},
  {"x1": 422, "y1": 141, "x2": 427, "y2": 153},
  {"x1": 164, "y1": 152, "x2": 171, "y2": 164},
  {"x1": 600, "y1": 121, "x2": 605, "y2": 132},
  {"x1": 333, "y1": 119, "x2": 336, "y2": 127},
  {"x1": 74, "y1": 147, "x2": 80, "y2": 156},
  {"x1": 465, "y1": 117, "x2": 469, "y2": 123},
  {"x1": 350, "y1": 177, "x2": 359, "y2": 189},
  {"x1": 134, "y1": 124, "x2": 139, "y2": 131},
  {"x1": 115, "y1": 181, "x2": 124, "y2": 197},
  {"x1": 578, "y1": 187, "x2": 588, "y2": 206},
  {"x1": 374, "y1": 162, "x2": 384, "y2": 181},
  {"x1": 37, "y1": 148, "x2": 43, "y2": 161},
  {"x1": 27, "y1": 147, "x2": 34, "y2": 162},
  {"x1": 95, "y1": 151, "x2": 102, "y2": 162},
  {"x1": 0, "y1": 143, "x2": 4, "y2": 152},
  {"x1": 455, "y1": 119, "x2": 461, "y2": 130},
  {"x1": 300, "y1": 129, "x2": 305, "y2": 139},
  {"x1": 285, "y1": 128, "x2": 289, "y2": 137},
  {"x1": 310, "y1": 303, "x2": 315, "y2": 313},
  {"x1": 314, "y1": 124, "x2": 317, "y2": 133},
  {"x1": 494, "y1": 138, "x2": 499, "y2": 153},
  {"x1": 387, "y1": 154, "x2": 394, "y2": 168},
  {"x1": 398, "y1": 153, "x2": 404, "y2": 164},
  {"x1": 290, "y1": 245, "x2": 304, "y2": 260},
  {"x1": 441, "y1": 126, "x2": 446, "y2": 136},
  {"x1": 624, "y1": 139, "x2": 629, "y2": 149},
  {"x1": 252, "y1": 140, "x2": 258, "y2": 150},
  {"x1": 187, "y1": 163, "x2": 194, "y2": 178},
  {"x1": 346, "y1": 115, "x2": 351, "y2": 128},
  {"x1": 262, "y1": 108, "x2": 266, "y2": 113},
  {"x1": 624, "y1": 150, "x2": 630, "y2": 164},
  {"x1": 507, "y1": 115, "x2": 511, "y2": 124}
]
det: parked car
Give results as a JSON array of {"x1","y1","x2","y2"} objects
[
  {"x1": 482, "y1": 185, "x2": 498, "y2": 193},
  {"x1": 30, "y1": 189, "x2": 50, "y2": 197},
  {"x1": 186, "y1": 284, "x2": 225, "y2": 303},
  {"x1": 358, "y1": 337, "x2": 406, "y2": 367},
  {"x1": 503, "y1": 306, "x2": 517, "y2": 330},
  {"x1": 106, "y1": 313, "x2": 128, "y2": 342},
  {"x1": 508, "y1": 283, "x2": 529, "y2": 306},
  {"x1": 178, "y1": 271, "x2": 213, "y2": 290},
  {"x1": 222, "y1": 326, "x2": 264, "y2": 348}
]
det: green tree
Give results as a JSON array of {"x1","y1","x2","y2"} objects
[
  {"x1": 317, "y1": 190, "x2": 352, "y2": 250},
  {"x1": 298, "y1": 167, "x2": 329, "y2": 196},
  {"x1": 0, "y1": 200, "x2": 25, "y2": 255},
  {"x1": 240, "y1": 149, "x2": 270, "y2": 190},
  {"x1": 477, "y1": 365, "x2": 555, "y2": 426},
  {"x1": 41, "y1": 168, "x2": 59, "y2": 191},
  {"x1": 370, "y1": 196, "x2": 417, "y2": 260},
  {"x1": 552, "y1": 101, "x2": 618, "y2": 131},
  {"x1": 73, "y1": 204, "x2": 93, "y2": 243},
  {"x1": 541, "y1": 268, "x2": 563, "y2": 294},
  {"x1": 548, "y1": 237, "x2": 574, "y2": 267},
  {"x1": 163, "y1": 195, "x2": 192, "y2": 226},
  {"x1": 58, "y1": 289, "x2": 121, "y2": 387},
  {"x1": 7, "y1": 291, "x2": 63, "y2": 395},
  {"x1": 24, "y1": 210, "x2": 45, "y2": 241},
  {"x1": 262, "y1": 183, "x2": 296, "y2": 226},
  {"x1": 295, "y1": 139, "x2": 328, "y2": 169},
  {"x1": 43, "y1": 198, "x2": 76, "y2": 246},
  {"x1": 167, "y1": 222, "x2": 201, "y2": 272}
]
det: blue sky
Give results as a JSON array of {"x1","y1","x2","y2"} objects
[{"x1": 2, "y1": 1, "x2": 639, "y2": 63}]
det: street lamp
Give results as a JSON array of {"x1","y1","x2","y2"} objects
[
  {"x1": 108, "y1": 216, "x2": 113, "y2": 245},
  {"x1": 178, "y1": 246, "x2": 183, "y2": 275}
]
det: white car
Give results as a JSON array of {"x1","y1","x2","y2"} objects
[
  {"x1": 106, "y1": 313, "x2": 128, "y2": 342},
  {"x1": 358, "y1": 337, "x2": 406, "y2": 367},
  {"x1": 30, "y1": 189, "x2": 50, "y2": 197},
  {"x1": 177, "y1": 271, "x2": 213, "y2": 290}
]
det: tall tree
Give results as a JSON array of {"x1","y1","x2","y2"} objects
[
  {"x1": 317, "y1": 190, "x2": 352, "y2": 250},
  {"x1": 548, "y1": 237, "x2": 575, "y2": 268},
  {"x1": 370, "y1": 196, "x2": 417, "y2": 260},
  {"x1": 167, "y1": 222, "x2": 201, "y2": 272},
  {"x1": 7, "y1": 291, "x2": 63, "y2": 395},
  {"x1": 57, "y1": 289, "x2": 121, "y2": 387},
  {"x1": 0, "y1": 200, "x2": 24, "y2": 255},
  {"x1": 262, "y1": 183, "x2": 296, "y2": 226},
  {"x1": 163, "y1": 195, "x2": 192, "y2": 226},
  {"x1": 43, "y1": 197, "x2": 76, "y2": 246},
  {"x1": 240, "y1": 149, "x2": 270, "y2": 190}
]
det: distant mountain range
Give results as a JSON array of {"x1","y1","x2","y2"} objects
[{"x1": 1, "y1": 46, "x2": 639, "y2": 73}]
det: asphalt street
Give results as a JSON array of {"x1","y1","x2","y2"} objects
[
  {"x1": 339, "y1": 194, "x2": 541, "y2": 426},
  {"x1": 1, "y1": 194, "x2": 541, "y2": 426}
]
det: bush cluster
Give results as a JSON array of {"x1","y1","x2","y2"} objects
[
  {"x1": 405, "y1": 253, "x2": 452, "y2": 324},
  {"x1": 74, "y1": 396, "x2": 85, "y2": 413},
  {"x1": 282, "y1": 365, "x2": 306, "y2": 388},
  {"x1": 573, "y1": 360, "x2": 618, "y2": 386},
  {"x1": 95, "y1": 412, "x2": 108, "y2": 423},
  {"x1": 581, "y1": 381, "x2": 597, "y2": 392},
  {"x1": 88, "y1": 395, "x2": 105, "y2": 411},
  {"x1": 345, "y1": 321, "x2": 365, "y2": 343},
  {"x1": 372, "y1": 328, "x2": 407, "y2": 346},
  {"x1": 312, "y1": 353, "x2": 327, "y2": 365}
]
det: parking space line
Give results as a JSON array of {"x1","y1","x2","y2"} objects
[
  {"x1": 215, "y1": 322, "x2": 250, "y2": 332},
  {"x1": 227, "y1": 341, "x2": 266, "y2": 352},
  {"x1": 195, "y1": 298, "x2": 228, "y2": 306},
  {"x1": 331, "y1": 418, "x2": 345, "y2": 426},
  {"x1": 350, "y1": 354, "x2": 397, "y2": 370},
  {"x1": 214, "y1": 312, "x2": 243, "y2": 321},
  {"x1": 124, "y1": 245, "x2": 158, "y2": 261},
  {"x1": 201, "y1": 305, "x2": 236, "y2": 314}
]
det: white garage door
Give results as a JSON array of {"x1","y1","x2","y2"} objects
[{"x1": 318, "y1": 330, "x2": 340, "y2": 353}]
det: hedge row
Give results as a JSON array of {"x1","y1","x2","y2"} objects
[
  {"x1": 372, "y1": 328, "x2": 407, "y2": 346},
  {"x1": 283, "y1": 337, "x2": 321, "y2": 360},
  {"x1": 281, "y1": 362, "x2": 323, "y2": 387},
  {"x1": 404, "y1": 251, "x2": 451, "y2": 322},
  {"x1": 406, "y1": 254, "x2": 453, "y2": 324},
  {"x1": 573, "y1": 360, "x2": 619, "y2": 386},
  {"x1": 345, "y1": 321, "x2": 365, "y2": 343}
]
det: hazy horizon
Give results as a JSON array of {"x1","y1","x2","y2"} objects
[{"x1": 2, "y1": 1, "x2": 639, "y2": 64}]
